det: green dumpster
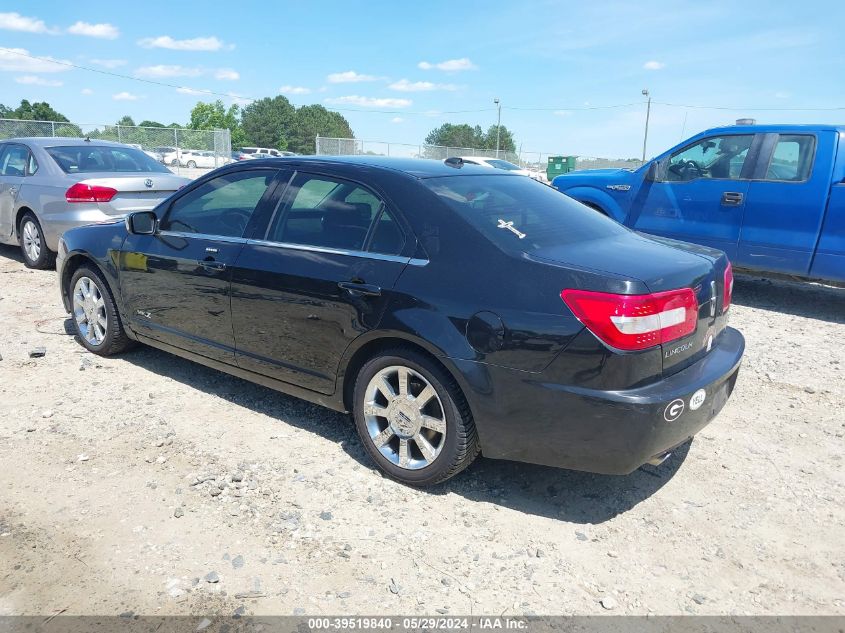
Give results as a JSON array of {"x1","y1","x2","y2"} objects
[{"x1": 547, "y1": 155, "x2": 576, "y2": 181}]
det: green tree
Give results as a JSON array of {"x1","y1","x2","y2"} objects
[
  {"x1": 289, "y1": 105, "x2": 353, "y2": 154},
  {"x1": 1, "y1": 99, "x2": 70, "y2": 122},
  {"x1": 482, "y1": 124, "x2": 516, "y2": 153},
  {"x1": 188, "y1": 100, "x2": 245, "y2": 146},
  {"x1": 116, "y1": 115, "x2": 136, "y2": 127},
  {"x1": 424, "y1": 122, "x2": 516, "y2": 153},
  {"x1": 240, "y1": 96, "x2": 296, "y2": 149},
  {"x1": 138, "y1": 120, "x2": 166, "y2": 128}
]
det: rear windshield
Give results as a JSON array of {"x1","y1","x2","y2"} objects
[
  {"x1": 485, "y1": 159, "x2": 522, "y2": 171},
  {"x1": 425, "y1": 174, "x2": 627, "y2": 252},
  {"x1": 46, "y1": 145, "x2": 170, "y2": 174}
]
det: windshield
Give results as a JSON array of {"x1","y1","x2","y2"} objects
[
  {"x1": 426, "y1": 175, "x2": 626, "y2": 252},
  {"x1": 485, "y1": 159, "x2": 522, "y2": 171},
  {"x1": 47, "y1": 145, "x2": 170, "y2": 174}
]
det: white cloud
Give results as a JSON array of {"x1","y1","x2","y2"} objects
[
  {"x1": 67, "y1": 21, "x2": 119, "y2": 39},
  {"x1": 417, "y1": 58, "x2": 477, "y2": 71},
  {"x1": 279, "y1": 85, "x2": 311, "y2": 95},
  {"x1": 389, "y1": 79, "x2": 458, "y2": 92},
  {"x1": 90, "y1": 58, "x2": 126, "y2": 69},
  {"x1": 214, "y1": 68, "x2": 239, "y2": 80},
  {"x1": 324, "y1": 96, "x2": 412, "y2": 108},
  {"x1": 0, "y1": 47, "x2": 71, "y2": 73},
  {"x1": 138, "y1": 35, "x2": 231, "y2": 51},
  {"x1": 176, "y1": 87, "x2": 208, "y2": 96},
  {"x1": 135, "y1": 64, "x2": 203, "y2": 78},
  {"x1": 0, "y1": 12, "x2": 54, "y2": 33},
  {"x1": 643, "y1": 60, "x2": 665, "y2": 70},
  {"x1": 226, "y1": 92, "x2": 252, "y2": 106},
  {"x1": 554, "y1": 110, "x2": 572, "y2": 117},
  {"x1": 327, "y1": 70, "x2": 380, "y2": 83},
  {"x1": 390, "y1": 117, "x2": 404, "y2": 123},
  {"x1": 14, "y1": 75, "x2": 62, "y2": 87},
  {"x1": 81, "y1": 88, "x2": 93, "y2": 95},
  {"x1": 113, "y1": 91, "x2": 139, "y2": 101}
]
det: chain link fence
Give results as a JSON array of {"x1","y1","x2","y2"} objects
[
  {"x1": 0, "y1": 118, "x2": 232, "y2": 176},
  {"x1": 315, "y1": 137, "x2": 642, "y2": 181}
]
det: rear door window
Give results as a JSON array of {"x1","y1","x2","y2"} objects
[
  {"x1": 426, "y1": 174, "x2": 626, "y2": 253},
  {"x1": 267, "y1": 173, "x2": 389, "y2": 252},
  {"x1": 0, "y1": 144, "x2": 29, "y2": 176},
  {"x1": 764, "y1": 134, "x2": 816, "y2": 181}
]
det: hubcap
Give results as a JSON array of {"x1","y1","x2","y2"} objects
[
  {"x1": 363, "y1": 366, "x2": 447, "y2": 470},
  {"x1": 72, "y1": 277, "x2": 108, "y2": 346},
  {"x1": 22, "y1": 220, "x2": 41, "y2": 262}
]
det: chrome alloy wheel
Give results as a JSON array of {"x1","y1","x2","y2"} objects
[
  {"x1": 72, "y1": 276, "x2": 108, "y2": 346},
  {"x1": 363, "y1": 365, "x2": 447, "y2": 470},
  {"x1": 22, "y1": 219, "x2": 41, "y2": 262}
]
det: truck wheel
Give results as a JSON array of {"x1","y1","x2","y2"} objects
[
  {"x1": 19, "y1": 212, "x2": 55, "y2": 269},
  {"x1": 353, "y1": 348, "x2": 479, "y2": 486}
]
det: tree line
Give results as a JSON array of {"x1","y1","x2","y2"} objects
[{"x1": 2, "y1": 98, "x2": 519, "y2": 155}]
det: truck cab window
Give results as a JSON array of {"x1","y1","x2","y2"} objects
[
  {"x1": 667, "y1": 135, "x2": 754, "y2": 182},
  {"x1": 765, "y1": 135, "x2": 815, "y2": 181}
]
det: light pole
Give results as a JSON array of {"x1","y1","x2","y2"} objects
[
  {"x1": 494, "y1": 97, "x2": 501, "y2": 158},
  {"x1": 641, "y1": 88, "x2": 651, "y2": 163}
]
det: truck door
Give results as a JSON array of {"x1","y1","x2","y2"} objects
[
  {"x1": 629, "y1": 134, "x2": 757, "y2": 260},
  {"x1": 738, "y1": 132, "x2": 832, "y2": 276}
]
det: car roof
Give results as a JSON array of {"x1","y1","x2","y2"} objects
[
  {"x1": 4, "y1": 137, "x2": 132, "y2": 148},
  {"x1": 700, "y1": 124, "x2": 845, "y2": 135},
  {"x1": 234, "y1": 155, "x2": 511, "y2": 179}
]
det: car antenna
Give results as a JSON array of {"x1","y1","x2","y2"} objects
[
  {"x1": 84, "y1": 136, "x2": 91, "y2": 142},
  {"x1": 444, "y1": 157, "x2": 464, "y2": 169}
]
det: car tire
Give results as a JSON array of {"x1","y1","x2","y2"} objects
[
  {"x1": 68, "y1": 265, "x2": 133, "y2": 356},
  {"x1": 353, "y1": 348, "x2": 479, "y2": 486},
  {"x1": 18, "y1": 212, "x2": 55, "y2": 269},
  {"x1": 187, "y1": 160, "x2": 197, "y2": 168}
]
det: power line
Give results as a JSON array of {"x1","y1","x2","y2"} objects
[{"x1": 3, "y1": 46, "x2": 843, "y2": 115}]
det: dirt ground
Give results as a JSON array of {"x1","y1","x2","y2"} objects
[{"x1": 0, "y1": 242, "x2": 843, "y2": 617}]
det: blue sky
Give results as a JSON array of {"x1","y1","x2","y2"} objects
[{"x1": 1, "y1": 0, "x2": 844, "y2": 158}]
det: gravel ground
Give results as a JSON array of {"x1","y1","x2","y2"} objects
[{"x1": 0, "y1": 243, "x2": 843, "y2": 617}]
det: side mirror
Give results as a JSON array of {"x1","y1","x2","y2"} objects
[
  {"x1": 126, "y1": 211, "x2": 157, "y2": 235},
  {"x1": 644, "y1": 161, "x2": 660, "y2": 182}
]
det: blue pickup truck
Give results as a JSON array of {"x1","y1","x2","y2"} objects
[{"x1": 552, "y1": 124, "x2": 845, "y2": 283}]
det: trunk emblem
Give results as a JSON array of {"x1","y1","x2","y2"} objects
[{"x1": 144, "y1": 179, "x2": 153, "y2": 188}]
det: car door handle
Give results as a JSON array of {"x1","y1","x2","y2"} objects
[
  {"x1": 198, "y1": 259, "x2": 226, "y2": 271},
  {"x1": 721, "y1": 192, "x2": 744, "y2": 206},
  {"x1": 338, "y1": 281, "x2": 382, "y2": 296}
]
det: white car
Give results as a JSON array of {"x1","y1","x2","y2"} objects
[
  {"x1": 241, "y1": 147, "x2": 296, "y2": 158},
  {"x1": 180, "y1": 151, "x2": 229, "y2": 169},
  {"x1": 127, "y1": 143, "x2": 164, "y2": 163},
  {"x1": 452, "y1": 156, "x2": 546, "y2": 181}
]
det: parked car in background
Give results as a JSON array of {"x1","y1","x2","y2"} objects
[
  {"x1": 241, "y1": 147, "x2": 296, "y2": 158},
  {"x1": 180, "y1": 150, "x2": 228, "y2": 169},
  {"x1": 231, "y1": 150, "x2": 258, "y2": 161},
  {"x1": 56, "y1": 155, "x2": 743, "y2": 486},
  {"x1": 152, "y1": 146, "x2": 183, "y2": 166},
  {"x1": 0, "y1": 138, "x2": 190, "y2": 268},
  {"x1": 127, "y1": 143, "x2": 164, "y2": 163},
  {"x1": 552, "y1": 123, "x2": 845, "y2": 283},
  {"x1": 452, "y1": 156, "x2": 546, "y2": 181}
]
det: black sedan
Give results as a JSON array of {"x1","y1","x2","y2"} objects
[{"x1": 56, "y1": 156, "x2": 744, "y2": 486}]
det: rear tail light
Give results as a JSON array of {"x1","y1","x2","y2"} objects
[
  {"x1": 723, "y1": 262, "x2": 734, "y2": 313},
  {"x1": 65, "y1": 183, "x2": 118, "y2": 203},
  {"x1": 561, "y1": 288, "x2": 698, "y2": 351}
]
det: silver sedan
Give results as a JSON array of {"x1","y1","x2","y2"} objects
[{"x1": 0, "y1": 137, "x2": 191, "y2": 268}]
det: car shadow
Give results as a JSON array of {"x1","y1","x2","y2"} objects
[
  {"x1": 71, "y1": 322, "x2": 689, "y2": 524},
  {"x1": 733, "y1": 274, "x2": 845, "y2": 324},
  {"x1": 0, "y1": 243, "x2": 25, "y2": 265}
]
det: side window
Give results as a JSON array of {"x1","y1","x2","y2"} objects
[
  {"x1": 268, "y1": 174, "x2": 386, "y2": 251},
  {"x1": 765, "y1": 135, "x2": 815, "y2": 181},
  {"x1": 666, "y1": 135, "x2": 754, "y2": 182},
  {"x1": 0, "y1": 144, "x2": 29, "y2": 177},
  {"x1": 161, "y1": 170, "x2": 275, "y2": 238},
  {"x1": 368, "y1": 208, "x2": 406, "y2": 256},
  {"x1": 27, "y1": 152, "x2": 39, "y2": 176}
]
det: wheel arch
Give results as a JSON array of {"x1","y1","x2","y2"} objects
[
  {"x1": 561, "y1": 186, "x2": 627, "y2": 223},
  {"x1": 60, "y1": 252, "x2": 125, "y2": 322},
  {"x1": 14, "y1": 205, "x2": 38, "y2": 238}
]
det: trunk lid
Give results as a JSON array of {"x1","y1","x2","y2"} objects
[
  {"x1": 69, "y1": 173, "x2": 191, "y2": 216},
  {"x1": 533, "y1": 231, "x2": 730, "y2": 376}
]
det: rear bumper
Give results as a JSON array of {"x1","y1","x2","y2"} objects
[
  {"x1": 455, "y1": 326, "x2": 744, "y2": 475},
  {"x1": 40, "y1": 207, "x2": 118, "y2": 252}
]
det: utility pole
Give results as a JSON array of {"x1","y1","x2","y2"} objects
[
  {"x1": 494, "y1": 97, "x2": 501, "y2": 158},
  {"x1": 641, "y1": 89, "x2": 651, "y2": 163}
]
